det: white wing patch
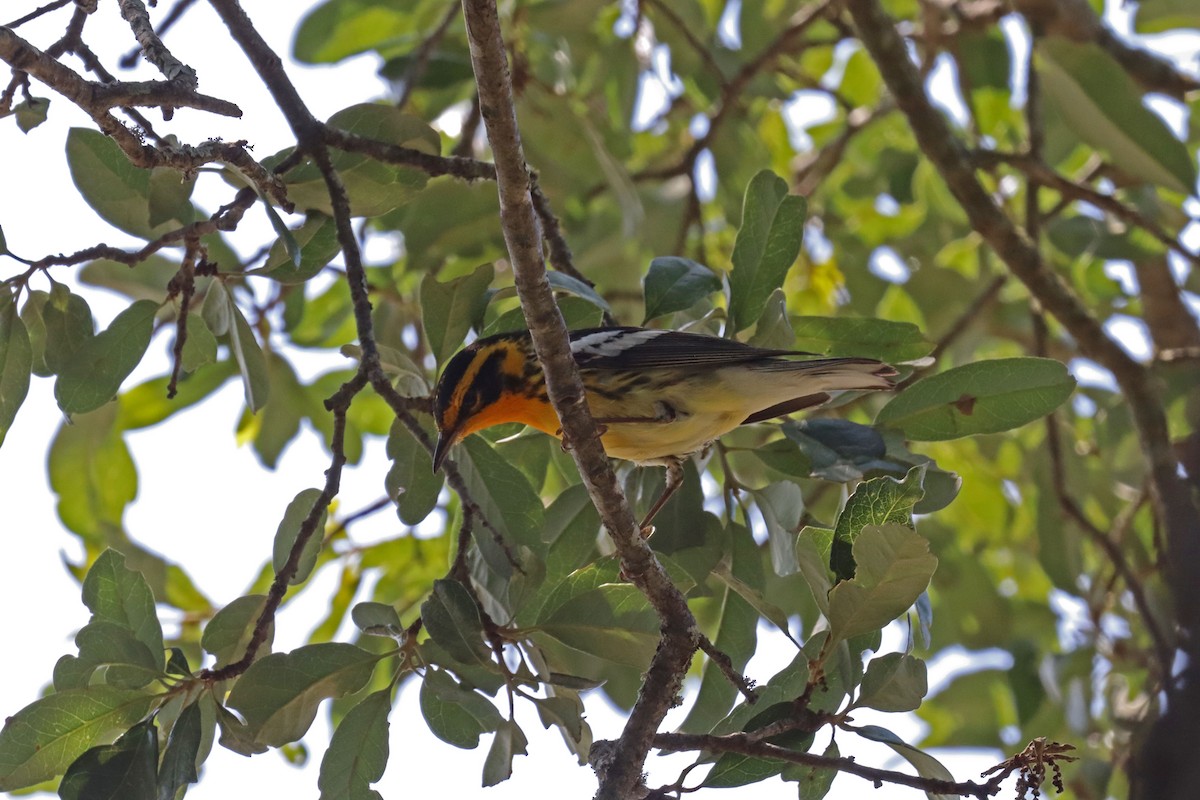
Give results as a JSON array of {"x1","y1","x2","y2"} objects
[{"x1": 571, "y1": 329, "x2": 668, "y2": 358}]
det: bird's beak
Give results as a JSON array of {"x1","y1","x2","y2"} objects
[{"x1": 433, "y1": 430, "x2": 455, "y2": 473}]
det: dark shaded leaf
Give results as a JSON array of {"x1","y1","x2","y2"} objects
[
  {"x1": 225, "y1": 643, "x2": 381, "y2": 748},
  {"x1": 317, "y1": 689, "x2": 391, "y2": 800},
  {"x1": 54, "y1": 300, "x2": 158, "y2": 415},
  {"x1": 642, "y1": 256, "x2": 721, "y2": 322}
]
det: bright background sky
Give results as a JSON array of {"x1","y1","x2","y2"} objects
[{"x1": 2, "y1": 1, "x2": 1196, "y2": 797}]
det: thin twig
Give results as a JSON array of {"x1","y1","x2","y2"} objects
[{"x1": 652, "y1": 731, "x2": 1001, "y2": 799}]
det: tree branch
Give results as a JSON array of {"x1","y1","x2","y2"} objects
[
  {"x1": 117, "y1": 0, "x2": 198, "y2": 88},
  {"x1": 652, "y1": 732, "x2": 1000, "y2": 799},
  {"x1": 459, "y1": 2, "x2": 701, "y2": 797}
]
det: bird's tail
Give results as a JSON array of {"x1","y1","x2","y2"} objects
[{"x1": 740, "y1": 357, "x2": 896, "y2": 424}]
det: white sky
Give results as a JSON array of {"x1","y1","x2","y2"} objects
[{"x1": 5, "y1": 0, "x2": 1195, "y2": 798}]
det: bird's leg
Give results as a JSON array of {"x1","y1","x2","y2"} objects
[{"x1": 639, "y1": 459, "x2": 685, "y2": 538}]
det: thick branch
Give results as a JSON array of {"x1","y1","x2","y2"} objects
[
  {"x1": 1133, "y1": 257, "x2": 1200, "y2": 353},
  {"x1": 459, "y1": 2, "x2": 699, "y2": 798},
  {"x1": 0, "y1": 26, "x2": 238, "y2": 115},
  {"x1": 117, "y1": 0, "x2": 198, "y2": 87}
]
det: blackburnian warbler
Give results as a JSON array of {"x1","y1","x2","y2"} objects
[{"x1": 432, "y1": 327, "x2": 896, "y2": 527}]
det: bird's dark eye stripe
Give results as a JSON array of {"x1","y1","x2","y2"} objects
[{"x1": 465, "y1": 349, "x2": 506, "y2": 412}]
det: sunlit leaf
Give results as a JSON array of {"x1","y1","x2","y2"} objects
[
  {"x1": 1039, "y1": 40, "x2": 1196, "y2": 194},
  {"x1": 827, "y1": 524, "x2": 938, "y2": 643},
  {"x1": 226, "y1": 643, "x2": 381, "y2": 748},
  {"x1": 729, "y1": 170, "x2": 808, "y2": 332},
  {"x1": 0, "y1": 688, "x2": 157, "y2": 792},
  {"x1": 876, "y1": 358, "x2": 1075, "y2": 440}
]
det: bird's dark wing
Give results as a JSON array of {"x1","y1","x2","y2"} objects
[{"x1": 568, "y1": 327, "x2": 802, "y2": 370}]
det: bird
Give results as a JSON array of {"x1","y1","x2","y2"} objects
[{"x1": 431, "y1": 326, "x2": 896, "y2": 531}]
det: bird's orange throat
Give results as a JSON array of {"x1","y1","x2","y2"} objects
[{"x1": 459, "y1": 391, "x2": 562, "y2": 440}]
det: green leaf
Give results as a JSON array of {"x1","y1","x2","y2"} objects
[
  {"x1": 19, "y1": 290, "x2": 50, "y2": 376},
  {"x1": 703, "y1": 752, "x2": 783, "y2": 788},
  {"x1": 421, "y1": 579, "x2": 492, "y2": 667},
  {"x1": 42, "y1": 285, "x2": 94, "y2": 376},
  {"x1": 854, "y1": 725, "x2": 956, "y2": 800},
  {"x1": 117, "y1": 361, "x2": 234, "y2": 430},
  {"x1": 679, "y1": 581, "x2": 758, "y2": 734},
  {"x1": 789, "y1": 316, "x2": 932, "y2": 363},
  {"x1": 59, "y1": 719, "x2": 158, "y2": 800},
  {"x1": 795, "y1": 527, "x2": 834, "y2": 615},
  {"x1": 147, "y1": 168, "x2": 196, "y2": 229},
  {"x1": 272, "y1": 488, "x2": 330, "y2": 586},
  {"x1": 482, "y1": 720, "x2": 528, "y2": 787},
  {"x1": 55, "y1": 620, "x2": 162, "y2": 691},
  {"x1": 384, "y1": 418, "x2": 443, "y2": 525},
  {"x1": 156, "y1": 702, "x2": 201, "y2": 800},
  {"x1": 454, "y1": 436, "x2": 546, "y2": 572},
  {"x1": 875, "y1": 357, "x2": 1075, "y2": 441},
  {"x1": 318, "y1": 689, "x2": 392, "y2": 800},
  {"x1": 47, "y1": 405, "x2": 136, "y2": 538},
  {"x1": 418, "y1": 668, "x2": 503, "y2": 749},
  {"x1": 0, "y1": 688, "x2": 157, "y2": 792},
  {"x1": 532, "y1": 694, "x2": 588, "y2": 747},
  {"x1": 546, "y1": 271, "x2": 611, "y2": 313},
  {"x1": 420, "y1": 263, "x2": 494, "y2": 364},
  {"x1": 250, "y1": 355, "x2": 305, "y2": 468},
  {"x1": 0, "y1": 287, "x2": 31, "y2": 447},
  {"x1": 532, "y1": 560, "x2": 660, "y2": 668},
  {"x1": 755, "y1": 481, "x2": 804, "y2": 576},
  {"x1": 14, "y1": 96, "x2": 50, "y2": 133},
  {"x1": 223, "y1": 288, "x2": 270, "y2": 413},
  {"x1": 295, "y1": 0, "x2": 425, "y2": 63},
  {"x1": 81, "y1": 256, "x2": 184, "y2": 303},
  {"x1": 263, "y1": 202, "x2": 302, "y2": 269},
  {"x1": 255, "y1": 212, "x2": 342, "y2": 283},
  {"x1": 82, "y1": 550, "x2": 165, "y2": 667},
  {"x1": 278, "y1": 104, "x2": 439, "y2": 216},
  {"x1": 789, "y1": 740, "x2": 840, "y2": 800},
  {"x1": 201, "y1": 595, "x2": 272, "y2": 669},
  {"x1": 1039, "y1": 40, "x2": 1197, "y2": 194},
  {"x1": 180, "y1": 312, "x2": 217, "y2": 373},
  {"x1": 748, "y1": 289, "x2": 794, "y2": 350},
  {"x1": 225, "y1": 643, "x2": 381, "y2": 748},
  {"x1": 831, "y1": 466, "x2": 925, "y2": 580},
  {"x1": 827, "y1": 524, "x2": 938, "y2": 643},
  {"x1": 54, "y1": 300, "x2": 158, "y2": 415},
  {"x1": 1135, "y1": 0, "x2": 1200, "y2": 33},
  {"x1": 777, "y1": 418, "x2": 893, "y2": 483},
  {"x1": 856, "y1": 653, "x2": 928, "y2": 712},
  {"x1": 642, "y1": 256, "x2": 721, "y2": 322},
  {"x1": 66, "y1": 128, "x2": 193, "y2": 239},
  {"x1": 350, "y1": 602, "x2": 403, "y2": 638},
  {"x1": 728, "y1": 170, "x2": 808, "y2": 332}
]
